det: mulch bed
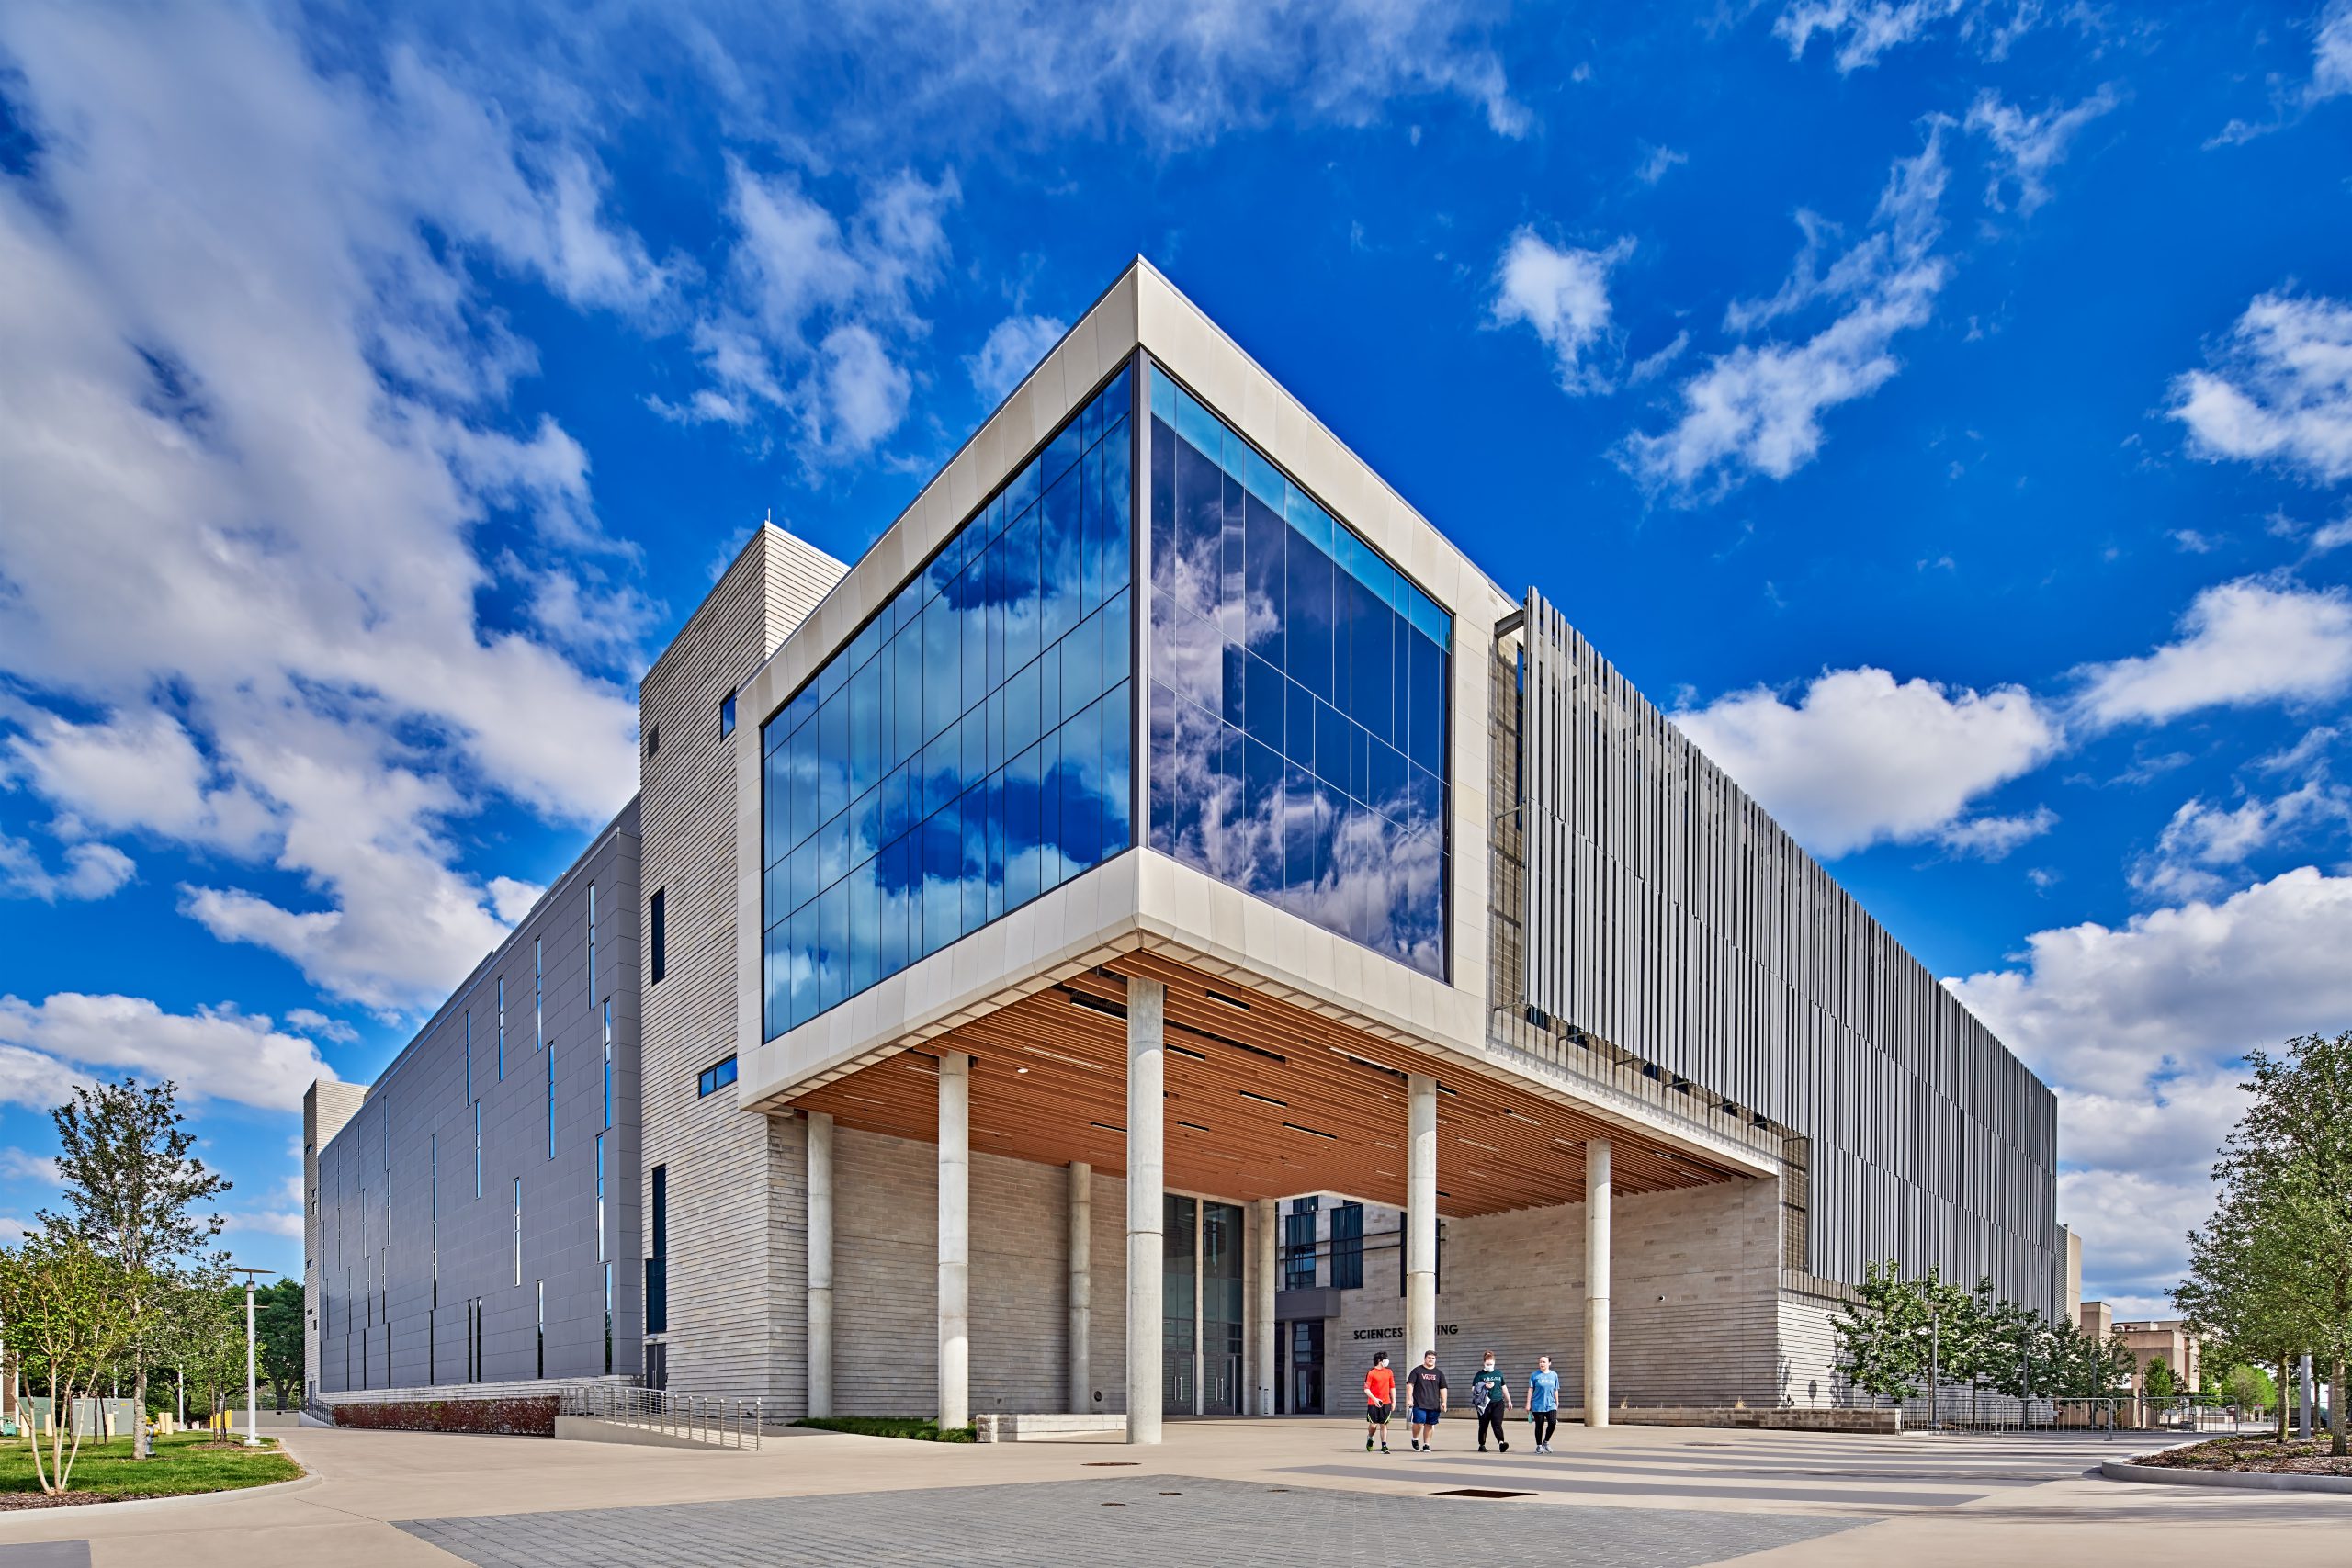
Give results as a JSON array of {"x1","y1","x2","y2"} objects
[
  {"x1": 0, "y1": 1492, "x2": 166, "y2": 1510},
  {"x1": 2132, "y1": 1434, "x2": 2352, "y2": 1476}
]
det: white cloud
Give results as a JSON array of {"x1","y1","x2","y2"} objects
[
  {"x1": 2169, "y1": 293, "x2": 2352, "y2": 483},
  {"x1": 1623, "y1": 127, "x2": 1950, "y2": 500},
  {"x1": 0, "y1": 992, "x2": 334, "y2": 1111},
  {"x1": 677, "y1": 0, "x2": 1531, "y2": 148},
  {"x1": 1965, "y1": 84, "x2": 2120, "y2": 215},
  {"x1": 0, "y1": 5, "x2": 647, "y2": 1008},
  {"x1": 1635, "y1": 144, "x2": 1688, "y2": 185},
  {"x1": 1951, "y1": 866, "x2": 2352, "y2": 1102},
  {"x1": 967, "y1": 312, "x2": 1068, "y2": 403},
  {"x1": 2313, "y1": 518, "x2": 2352, "y2": 552},
  {"x1": 664, "y1": 164, "x2": 956, "y2": 463},
  {"x1": 220, "y1": 1208, "x2": 304, "y2": 1240},
  {"x1": 2321, "y1": 0, "x2": 2352, "y2": 101},
  {"x1": 2209, "y1": 1, "x2": 2352, "y2": 143},
  {"x1": 0, "y1": 835, "x2": 134, "y2": 903},
  {"x1": 0, "y1": 1148, "x2": 61, "y2": 1186},
  {"x1": 1771, "y1": 0, "x2": 2042, "y2": 72},
  {"x1": 1953, "y1": 867, "x2": 2352, "y2": 1299},
  {"x1": 284, "y1": 1008, "x2": 358, "y2": 1045},
  {"x1": 2074, "y1": 578, "x2": 2352, "y2": 727},
  {"x1": 1673, "y1": 665, "x2": 2063, "y2": 858},
  {"x1": 1933, "y1": 805, "x2": 2057, "y2": 860},
  {"x1": 1491, "y1": 231, "x2": 1634, "y2": 394},
  {"x1": 2130, "y1": 775, "x2": 2352, "y2": 900}
]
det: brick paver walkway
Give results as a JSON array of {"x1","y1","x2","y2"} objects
[{"x1": 398, "y1": 1473, "x2": 1866, "y2": 1566}]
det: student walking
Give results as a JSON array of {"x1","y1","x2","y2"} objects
[
  {"x1": 1363, "y1": 1351, "x2": 1396, "y2": 1453},
  {"x1": 1404, "y1": 1350, "x2": 1448, "y2": 1452},
  {"x1": 1471, "y1": 1352, "x2": 1512, "y2": 1452},
  {"x1": 1526, "y1": 1355, "x2": 1561, "y2": 1452}
]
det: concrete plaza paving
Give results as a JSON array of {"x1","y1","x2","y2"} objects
[{"x1": 0, "y1": 1417, "x2": 2340, "y2": 1566}]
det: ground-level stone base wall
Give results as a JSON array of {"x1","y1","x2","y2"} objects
[
  {"x1": 832, "y1": 1126, "x2": 1163, "y2": 1418},
  {"x1": 1327, "y1": 1179, "x2": 1785, "y2": 1408},
  {"x1": 1775, "y1": 1287, "x2": 1848, "y2": 1408}
]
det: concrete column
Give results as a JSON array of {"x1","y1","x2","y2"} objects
[
  {"x1": 1068, "y1": 1161, "x2": 1091, "y2": 1414},
  {"x1": 938, "y1": 1052, "x2": 970, "y2": 1429},
  {"x1": 806, "y1": 1111, "x2": 834, "y2": 1418},
  {"x1": 1405, "y1": 1074, "x2": 1438, "y2": 1363},
  {"x1": 2301, "y1": 1353, "x2": 2315, "y2": 1441},
  {"x1": 1253, "y1": 1197, "x2": 1277, "y2": 1416},
  {"x1": 1586, "y1": 1137, "x2": 1611, "y2": 1429},
  {"x1": 1125, "y1": 977, "x2": 1166, "y2": 1445}
]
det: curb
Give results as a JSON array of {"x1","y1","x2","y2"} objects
[
  {"x1": 2099, "y1": 1458, "x2": 2352, "y2": 1495},
  {"x1": 0, "y1": 1469, "x2": 324, "y2": 1517}
]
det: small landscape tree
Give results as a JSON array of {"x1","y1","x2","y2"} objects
[
  {"x1": 0, "y1": 1236, "x2": 158, "y2": 1493},
  {"x1": 38, "y1": 1077, "x2": 229, "y2": 1461}
]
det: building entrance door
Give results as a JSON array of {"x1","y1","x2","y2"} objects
[{"x1": 1289, "y1": 1321, "x2": 1325, "y2": 1415}]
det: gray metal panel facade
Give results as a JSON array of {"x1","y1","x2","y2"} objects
[
  {"x1": 313, "y1": 799, "x2": 642, "y2": 1392},
  {"x1": 1510, "y1": 592, "x2": 2060, "y2": 1313}
]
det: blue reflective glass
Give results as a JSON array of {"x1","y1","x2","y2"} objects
[
  {"x1": 1144, "y1": 367, "x2": 1449, "y2": 981},
  {"x1": 761, "y1": 363, "x2": 1136, "y2": 1038}
]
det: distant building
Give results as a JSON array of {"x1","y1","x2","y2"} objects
[{"x1": 306, "y1": 260, "x2": 2063, "y2": 1434}]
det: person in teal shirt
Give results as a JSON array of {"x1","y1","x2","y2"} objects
[
  {"x1": 1526, "y1": 1355, "x2": 1561, "y2": 1452},
  {"x1": 1471, "y1": 1353, "x2": 1513, "y2": 1452}
]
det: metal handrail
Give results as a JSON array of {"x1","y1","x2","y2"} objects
[{"x1": 557, "y1": 1384, "x2": 763, "y2": 1450}]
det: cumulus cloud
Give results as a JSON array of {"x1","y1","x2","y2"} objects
[
  {"x1": 2132, "y1": 784, "x2": 2350, "y2": 902},
  {"x1": 1952, "y1": 867, "x2": 2352, "y2": 1300},
  {"x1": 966, "y1": 312, "x2": 1069, "y2": 403},
  {"x1": 0, "y1": 4, "x2": 648, "y2": 1008},
  {"x1": 0, "y1": 1148, "x2": 62, "y2": 1186},
  {"x1": 2169, "y1": 292, "x2": 2352, "y2": 483},
  {"x1": 1491, "y1": 231, "x2": 1635, "y2": 394},
  {"x1": 1965, "y1": 84, "x2": 2120, "y2": 214},
  {"x1": 0, "y1": 835, "x2": 134, "y2": 903},
  {"x1": 1623, "y1": 127, "x2": 1949, "y2": 500},
  {"x1": 2074, "y1": 579, "x2": 2352, "y2": 727},
  {"x1": 1672, "y1": 665, "x2": 2063, "y2": 858},
  {"x1": 0, "y1": 993, "x2": 335, "y2": 1111}
]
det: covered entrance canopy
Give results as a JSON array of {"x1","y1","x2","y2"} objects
[{"x1": 785, "y1": 950, "x2": 1745, "y2": 1217}]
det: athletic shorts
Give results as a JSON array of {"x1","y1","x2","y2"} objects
[
  {"x1": 1412, "y1": 1406, "x2": 1442, "y2": 1425},
  {"x1": 1366, "y1": 1402, "x2": 1392, "y2": 1424}
]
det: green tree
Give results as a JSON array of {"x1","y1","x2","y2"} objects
[
  {"x1": 38, "y1": 1077, "x2": 229, "y2": 1461},
  {"x1": 2177, "y1": 1172, "x2": 2321, "y2": 1442},
  {"x1": 1831, "y1": 1260, "x2": 1928, "y2": 1401},
  {"x1": 2216, "y1": 1360, "x2": 2275, "y2": 1411},
  {"x1": 2144, "y1": 1357, "x2": 2177, "y2": 1398},
  {"x1": 2208, "y1": 1032, "x2": 2352, "y2": 1457},
  {"x1": 0, "y1": 1236, "x2": 159, "y2": 1493},
  {"x1": 255, "y1": 1280, "x2": 303, "y2": 1411}
]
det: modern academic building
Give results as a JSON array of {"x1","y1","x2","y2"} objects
[{"x1": 307, "y1": 260, "x2": 2061, "y2": 1434}]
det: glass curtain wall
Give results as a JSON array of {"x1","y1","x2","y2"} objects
[
  {"x1": 762, "y1": 366, "x2": 1136, "y2": 1038},
  {"x1": 1162, "y1": 1193, "x2": 1196, "y2": 1414},
  {"x1": 1144, "y1": 365, "x2": 1451, "y2": 979},
  {"x1": 1201, "y1": 1201, "x2": 1244, "y2": 1415}
]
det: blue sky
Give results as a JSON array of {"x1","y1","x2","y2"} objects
[{"x1": 2, "y1": 1, "x2": 2348, "y2": 1313}]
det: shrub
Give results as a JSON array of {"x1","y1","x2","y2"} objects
[
  {"x1": 331, "y1": 1396, "x2": 557, "y2": 1437},
  {"x1": 794, "y1": 1416, "x2": 975, "y2": 1442}
]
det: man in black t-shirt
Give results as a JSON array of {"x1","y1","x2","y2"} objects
[{"x1": 1404, "y1": 1350, "x2": 1448, "y2": 1452}]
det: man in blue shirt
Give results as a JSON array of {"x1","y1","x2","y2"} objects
[{"x1": 1526, "y1": 1355, "x2": 1561, "y2": 1453}]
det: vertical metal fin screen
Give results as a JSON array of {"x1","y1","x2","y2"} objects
[{"x1": 1515, "y1": 590, "x2": 2059, "y2": 1311}]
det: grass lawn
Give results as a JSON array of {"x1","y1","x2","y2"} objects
[
  {"x1": 0, "y1": 1431, "x2": 304, "y2": 1504},
  {"x1": 793, "y1": 1416, "x2": 977, "y2": 1443}
]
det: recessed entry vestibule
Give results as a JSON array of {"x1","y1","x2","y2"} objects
[{"x1": 781, "y1": 948, "x2": 1752, "y2": 1438}]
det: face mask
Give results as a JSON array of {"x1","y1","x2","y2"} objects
[{"x1": 1483, "y1": 1362, "x2": 1495, "y2": 1371}]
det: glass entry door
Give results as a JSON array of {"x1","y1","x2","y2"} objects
[
  {"x1": 1201, "y1": 1201, "x2": 1244, "y2": 1414},
  {"x1": 1289, "y1": 1321, "x2": 1325, "y2": 1415},
  {"x1": 1162, "y1": 1194, "x2": 1196, "y2": 1414}
]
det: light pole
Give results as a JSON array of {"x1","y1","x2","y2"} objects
[{"x1": 227, "y1": 1267, "x2": 270, "y2": 1448}]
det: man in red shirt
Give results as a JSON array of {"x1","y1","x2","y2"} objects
[{"x1": 1363, "y1": 1350, "x2": 1396, "y2": 1453}]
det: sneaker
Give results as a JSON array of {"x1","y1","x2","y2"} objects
[
  {"x1": 1409, "y1": 1438, "x2": 1420, "y2": 1451},
  {"x1": 1477, "y1": 1445, "x2": 1487, "y2": 1453},
  {"x1": 1366, "y1": 1438, "x2": 1375, "y2": 1451},
  {"x1": 1499, "y1": 1441, "x2": 1510, "y2": 1453},
  {"x1": 1380, "y1": 1443, "x2": 1390, "y2": 1454}
]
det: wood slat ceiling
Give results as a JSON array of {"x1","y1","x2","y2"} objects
[{"x1": 787, "y1": 953, "x2": 1744, "y2": 1218}]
